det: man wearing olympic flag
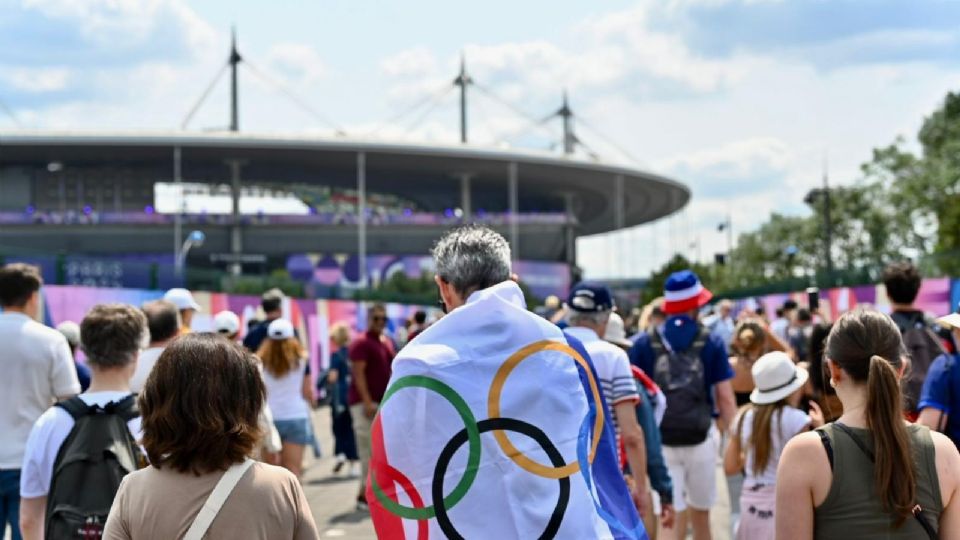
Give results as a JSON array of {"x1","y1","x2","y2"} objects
[{"x1": 367, "y1": 225, "x2": 646, "y2": 539}]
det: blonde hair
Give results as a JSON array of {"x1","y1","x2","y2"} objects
[
  {"x1": 330, "y1": 323, "x2": 351, "y2": 347},
  {"x1": 256, "y1": 338, "x2": 305, "y2": 377},
  {"x1": 638, "y1": 297, "x2": 665, "y2": 331}
]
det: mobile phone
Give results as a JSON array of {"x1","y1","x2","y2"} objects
[{"x1": 806, "y1": 287, "x2": 820, "y2": 311}]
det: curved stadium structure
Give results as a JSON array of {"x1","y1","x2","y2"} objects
[{"x1": 0, "y1": 132, "x2": 689, "y2": 270}]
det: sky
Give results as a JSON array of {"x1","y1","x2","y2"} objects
[{"x1": 2, "y1": 0, "x2": 959, "y2": 279}]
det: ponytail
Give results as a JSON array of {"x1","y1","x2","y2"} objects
[{"x1": 865, "y1": 354, "x2": 915, "y2": 526}]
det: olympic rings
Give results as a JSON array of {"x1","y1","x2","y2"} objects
[
  {"x1": 432, "y1": 418, "x2": 570, "y2": 540},
  {"x1": 370, "y1": 375, "x2": 482, "y2": 520},
  {"x1": 487, "y1": 340, "x2": 605, "y2": 479}
]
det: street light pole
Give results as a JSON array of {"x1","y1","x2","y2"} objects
[
  {"x1": 175, "y1": 230, "x2": 206, "y2": 280},
  {"x1": 822, "y1": 161, "x2": 834, "y2": 277}
]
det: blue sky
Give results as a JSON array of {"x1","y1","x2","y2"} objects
[{"x1": 1, "y1": 0, "x2": 959, "y2": 278}]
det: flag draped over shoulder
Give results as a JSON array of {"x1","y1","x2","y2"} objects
[{"x1": 367, "y1": 281, "x2": 647, "y2": 539}]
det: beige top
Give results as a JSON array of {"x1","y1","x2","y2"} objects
[{"x1": 103, "y1": 462, "x2": 319, "y2": 540}]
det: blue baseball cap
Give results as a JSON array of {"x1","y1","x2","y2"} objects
[{"x1": 567, "y1": 282, "x2": 615, "y2": 312}]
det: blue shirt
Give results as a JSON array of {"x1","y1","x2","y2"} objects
[
  {"x1": 75, "y1": 361, "x2": 91, "y2": 392},
  {"x1": 919, "y1": 353, "x2": 960, "y2": 445},
  {"x1": 328, "y1": 346, "x2": 351, "y2": 407},
  {"x1": 628, "y1": 315, "x2": 734, "y2": 407}
]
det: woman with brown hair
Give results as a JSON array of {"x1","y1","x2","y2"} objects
[
  {"x1": 256, "y1": 319, "x2": 314, "y2": 477},
  {"x1": 102, "y1": 333, "x2": 318, "y2": 540},
  {"x1": 776, "y1": 308, "x2": 960, "y2": 539},
  {"x1": 728, "y1": 319, "x2": 788, "y2": 406}
]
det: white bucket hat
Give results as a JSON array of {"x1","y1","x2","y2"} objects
[
  {"x1": 750, "y1": 351, "x2": 808, "y2": 405},
  {"x1": 938, "y1": 305, "x2": 960, "y2": 330},
  {"x1": 603, "y1": 312, "x2": 633, "y2": 348}
]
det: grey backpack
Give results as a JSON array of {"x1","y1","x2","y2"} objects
[
  {"x1": 892, "y1": 312, "x2": 947, "y2": 413},
  {"x1": 649, "y1": 328, "x2": 712, "y2": 446}
]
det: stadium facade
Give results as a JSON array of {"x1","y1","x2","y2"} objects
[{"x1": 0, "y1": 131, "x2": 689, "y2": 294}]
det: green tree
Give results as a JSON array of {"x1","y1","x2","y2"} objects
[
  {"x1": 641, "y1": 254, "x2": 712, "y2": 305},
  {"x1": 862, "y1": 92, "x2": 960, "y2": 275}
]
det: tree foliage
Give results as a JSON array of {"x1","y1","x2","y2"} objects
[{"x1": 654, "y1": 89, "x2": 960, "y2": 298}]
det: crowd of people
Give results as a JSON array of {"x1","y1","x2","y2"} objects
[{"x1": 1, "y1": 226, "x2": 960, "y2": 539}]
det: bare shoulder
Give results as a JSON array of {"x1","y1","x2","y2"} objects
[
  {"x1": 780, "y1": 431, "x2": 830, "y2": 476},
  {"x1": 931, "y1": 431, "x2": 960, "y2": 475}
]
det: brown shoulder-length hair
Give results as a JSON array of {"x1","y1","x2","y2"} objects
[
  {"x1": 140, "y1": 333, "x2": 264, "y2": 475},
  {"x1": 257, "y1": 337, "x2": 305, "y2": 377}
]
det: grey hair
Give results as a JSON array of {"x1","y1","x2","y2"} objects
[
  {"x1": 568, "y1": 310, "x2": 611, "y2": 328},
  {"x1": 432, "y1": 225, "x2": 512, "y2": 296}
]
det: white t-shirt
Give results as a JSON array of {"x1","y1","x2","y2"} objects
[
  {"x1": 130, "y1": 346, "x2": 164, "y2": 394},
  {"x1": 20, "y1": 391, "x2": 142, "y2": 498},
  {"x1": 0, "y1": 312, "x2": 81, "y2": 468},
  {"x1": 565, "y1": 326, "x2": 640, "y2": 434},
  {"x1": 262, "y1": 360, "x2": 309, "y2": 421},
  {"x1": 736, "y1": 406, "x2": 810, "y2": 486}
]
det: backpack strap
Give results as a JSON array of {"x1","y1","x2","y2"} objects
[
  {"x1": 184, "y1": 459, "x2": 254, "y2": 540},
  {"x1": 54, "y1": 396, "x2": 93, "y2": 420},
  {"x1": 55, "y1": 394, "x2": 139, "y2": 422},
  {"x1": 104, "y1": 394, "x2": 139, "y2": 422},
  {"x1": 833, "y1": 422, "x2": 937, "y2": 540},
  {"x1": 816, "y1": 428, "x2": 834, "y2": 471}
]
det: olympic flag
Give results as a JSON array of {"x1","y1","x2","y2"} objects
[{"x1": 367, "y1": 281, "x2": 647, "y2": 539}]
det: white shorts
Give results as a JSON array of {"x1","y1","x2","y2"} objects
[{"x1": 663, "y1": 425, "x2": 720, "y2": 512}]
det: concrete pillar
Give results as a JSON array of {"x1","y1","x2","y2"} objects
[
  {"x1": 508, "y1": 162, "x2": 519, "y2": 261},
  {"x1": 460, "y1": 173, "x2": 473, "y2": 222},
  {"x1": 357, "y1": 152, "x2": 368, "y2": 287},
  {"x1": 614, "y1": 174, "x2": 625, "y2": 229},
  {"x1": 564, "y1": 192, "x2": 576, "y2": 267},
  {"x1": 225, "y1": 159, "x2": 246, "y2": 276}
]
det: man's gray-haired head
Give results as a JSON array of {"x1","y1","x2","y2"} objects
[
  {"x1": 568, "y1": 310, "x2": 611, "y2": 328},
  {"x1": 432, "y1": 225, "x2": 512, "y2": 296}
]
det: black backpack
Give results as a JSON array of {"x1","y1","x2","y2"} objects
[
  {"x1": 45, "y1": 395, "x2": 143, "y2": 540},
  {"x1": 892, "y1": 311, "x2": 947, "y2": 413},
  {"x1": 649, "y1": 327, "x2": 712, "y2": 446}
]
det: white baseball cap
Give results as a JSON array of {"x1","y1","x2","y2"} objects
[
  {"x1": 750, "y1": 351, "x2": 809, "y2": 405},
  {"x1": 267, "y1": 318, "x2": 294, "y2": 340},
  {"x1": 214, "y1": 311, "x2": 240, "y2": 336},
  {"x1": 56, "y1": 321, "x2": 81, "y2": 347},
  {"x1": 163, "y1": 288, "x2": 201, "y2": 311}
]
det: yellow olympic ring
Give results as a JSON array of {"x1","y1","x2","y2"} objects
[{"x1": 487, "y1": 340, "x2": 605, "y2": 480}]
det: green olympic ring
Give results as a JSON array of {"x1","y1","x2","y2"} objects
[{"x1": 371, "y1": 375, "x2": 482, "y2": 520}]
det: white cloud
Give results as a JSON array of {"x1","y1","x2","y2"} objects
[
  {"x1": 265, "y1": 43, "x2": 328, "y2": 86},
  {"x1": 380, "y1": 47, "x2": 439, "y2": 78},
  {"x1": 3, "y1": 67, "x2": 71, "y2": 92},
  {"x1": 22, "y1": 0, "x2": 216, "y2": 55}
]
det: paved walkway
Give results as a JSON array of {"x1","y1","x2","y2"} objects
[
  {"x1": 1, "y1": 411, "x2": 735, "y2": 540},
  {"x1": 302, "y1": 409, "x2": 734, "y2": 540},
  {"x1": 304, "y1": 408, "x2": 377, "y2": 539}
]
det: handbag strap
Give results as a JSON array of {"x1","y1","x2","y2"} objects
[
  {"x1": 833, "y1": 423, "x2": 937, "y2": 540},
  {"x1": 183, "y1": 458, "x2": 255, "y2": 540}
]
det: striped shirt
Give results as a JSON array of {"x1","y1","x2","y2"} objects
[{"x1": 565, "y1": 326, "x2": 640, "y2": 439}]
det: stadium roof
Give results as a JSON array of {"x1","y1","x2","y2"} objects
[{"x1": 0, "y1": 131, "x2": 690, "y2": 236}]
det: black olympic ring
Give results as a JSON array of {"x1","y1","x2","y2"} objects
[{"x1": 431, "y1": 417, "x2": 570, "y2": 540}]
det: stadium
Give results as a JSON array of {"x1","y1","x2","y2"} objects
[
  {"x1": 0, "y1": 38, "x2": 689, "y2": 299},
  {"x1": 0, "y1": 132, "x2": 688, "y2": 293}
]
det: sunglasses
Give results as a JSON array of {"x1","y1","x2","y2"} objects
[{"x1": 371, "y1": 315, "x2": 387, "y2": 322}]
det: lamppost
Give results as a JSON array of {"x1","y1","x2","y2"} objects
[
  {"x1": 804, "y1": 186, "x2": 833, "y2": 277},
  {"x1": 175, "y1": 230, "x2": 205, "y2": 280}
]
